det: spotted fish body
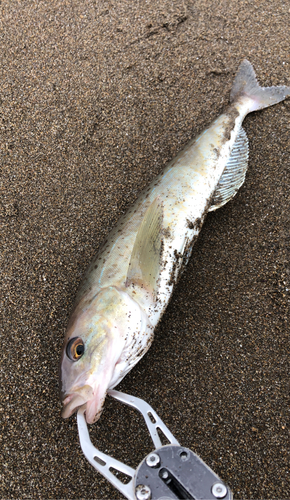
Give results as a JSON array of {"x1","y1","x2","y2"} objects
[{"x1": 60, "y1": 61, "x2": 290, "y2": 423}]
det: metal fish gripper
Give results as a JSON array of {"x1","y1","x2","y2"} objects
[{"x1": 77, "y1": 390, "x2": 233, "y2": 500}]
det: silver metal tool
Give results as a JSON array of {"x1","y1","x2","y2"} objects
[{"x1": 77, "y1": 390, "x2": 233, "y2": 500}]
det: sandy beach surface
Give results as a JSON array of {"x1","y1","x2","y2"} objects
[{"x1": 1, "y1": 1, "x2": 289, "y2": 498}]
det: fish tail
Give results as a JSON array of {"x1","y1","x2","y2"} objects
[{"x1": 230, "y1": 60, "x2": 290, "y2": 112}]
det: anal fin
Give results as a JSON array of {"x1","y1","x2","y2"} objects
[{"x1": 209, "y1": 127, "x2": 249, "y2": 211}]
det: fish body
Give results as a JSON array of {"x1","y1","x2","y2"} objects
[{"x1": 60, "y1": 61, "x2": 290, "y2": 423}]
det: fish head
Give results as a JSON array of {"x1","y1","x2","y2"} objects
[
  {"x1": 59, "y1": 315, "x2": 115, "y2": 424},
  {"x1": 59, "y1": 286, "x2": 150, "y2": 423}
]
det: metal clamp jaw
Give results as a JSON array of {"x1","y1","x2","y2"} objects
[{"x1": 77, "y1": 390, "x2": 233, "y2": 500}]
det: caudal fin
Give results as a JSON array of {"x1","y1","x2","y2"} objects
[{"x1": 230, "y1": 60, "x2": 290, "y2": 111}]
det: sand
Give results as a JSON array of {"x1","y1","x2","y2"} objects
[{"x1": 1, "y1": 0, "x2": 289, "y2": 498}]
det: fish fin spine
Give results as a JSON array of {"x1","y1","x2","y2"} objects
[{"x1": 230, "y1": 60, "x2": 290, "y2": 111}]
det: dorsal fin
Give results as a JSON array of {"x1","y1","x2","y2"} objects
[
  {"x1": 209, "y1": 127, "x2": 249, "y2": 211},
  {"x1": 126, "y1": 198, "x2": 163, "y2": 297}
]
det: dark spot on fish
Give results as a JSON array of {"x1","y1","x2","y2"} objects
[
  {"x1": 160, "y1": 238, "x2": 164, "y2": 263},
  {"x1": 174, "y1": 249, "x2": 182, "y2": 259},
  {"x1": 194, "y1": 217, "x2": 202, "y2": 231},
  {"x1": 186, "y1": 217, "x2": 203, "y2": 231},
  {"x1": 186, "y1": 219, "x2": 194, "y2": 230},
  {"x1": 183, "y1": 234, "x2": 198, "y2": 265},
  {"x1": 221, "y1": 106, "x2": 240, "y2": 145},
  {"x1": 213, "y1": 147, "x2": 220, "y2": 158},
  {"x1": 204, "y1": 195, "x2": 213, "y2": 214},
  {"x1": 168, "y1": 250, "x2": 182, "y2": 286},
  {"x1": 162, "y1": 227, "x2": 171, "y2": 238}
]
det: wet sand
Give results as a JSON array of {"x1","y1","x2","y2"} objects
[{"x1": 1, "y1": 1, "x2": 289, "y2": 498}]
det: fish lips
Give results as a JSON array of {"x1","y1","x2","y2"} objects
[
  {"x1": 61, "y1": 383, "x2": 107, "y2": 424},
  {"x1": 61, "y1": 384, "x2": 94, "y2": 419}
]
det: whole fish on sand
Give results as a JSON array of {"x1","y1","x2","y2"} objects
[{"x1": 59, "y1": 61, "x2": 290, "y2": 424}]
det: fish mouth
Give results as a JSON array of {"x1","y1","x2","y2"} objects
[
  {"x1": 61, "y1": 384, "x2": 94, "y2": 419},
  {"x1": 61, "y1": 383, "x2": 107, "y2": 423},
  {"x1": 61, "y1": 393, "x2": 87, "y2": 418}
]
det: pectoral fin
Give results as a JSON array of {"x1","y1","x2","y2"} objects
[
  {"x1": 126, "y1": 198, "x2": 163, "y2": 297},
  {"x1": 209, "y1": 127, "x2": 249, "y2": 211}
]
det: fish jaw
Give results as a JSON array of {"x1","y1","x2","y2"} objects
[
  {"x1": 61, "y1": 385, "x2": 93, "y2": 418},
  {"x1": 61, "y1": 356, "x2": 117, "y2": 423}
]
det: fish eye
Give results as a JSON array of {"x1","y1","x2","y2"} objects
[{"x1": 66, "y1": 337, "x2": 85, "y2": 361}]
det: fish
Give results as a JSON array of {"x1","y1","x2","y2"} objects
[{"x1": 59, "y1": 60, "x2": 290, "y2": 424}]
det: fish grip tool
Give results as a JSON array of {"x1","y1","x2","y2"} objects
[{"x1": 77, "y1": 389, "x2": 233, "y2": 500}]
